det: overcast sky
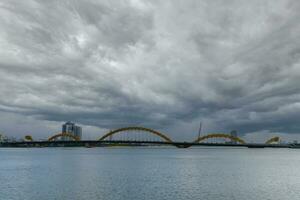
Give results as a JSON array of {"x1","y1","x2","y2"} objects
[{"x1": 0, "y1": 0, "x2": 300, "y2": 142}]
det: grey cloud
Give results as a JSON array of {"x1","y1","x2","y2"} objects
[{"x1": 0, "y1": 0, "x2": 300, "y2": 139}]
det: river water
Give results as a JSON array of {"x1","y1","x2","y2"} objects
[{"x1": 0, "y1": 147, "x2": 299, "y2": 200}]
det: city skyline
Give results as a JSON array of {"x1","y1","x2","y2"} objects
[{"x1": 0, "y1": 0, "x2": 300, "y2": 142}]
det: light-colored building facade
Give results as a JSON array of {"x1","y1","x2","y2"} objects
[
  {"x1": 230, "y1": 130, "x2": 238, "y2": 144},
  {"x1": 62, "y1": 121, "x2": 82, "y2": 140}
]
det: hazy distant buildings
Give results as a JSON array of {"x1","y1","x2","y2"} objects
[
  {"x1": 230, "y1": 130, "x2": 238, "y2": 144},
  {"x1": 62, "y1": 121, "x2": 82, "y2": 141}
]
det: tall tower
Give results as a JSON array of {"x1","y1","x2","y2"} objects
[
  {"x1": 230, "y1": 130, "x2": 238, "y2": 144},
  {"x1": 62, "y1": 121, "x2": 82, "y2": 141},
  {"x1": 198, "y1": 121, "x2": 203, "y2": 139}
]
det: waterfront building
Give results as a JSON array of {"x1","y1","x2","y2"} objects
[
  {"x1": 230, "y1": 130, "x2": 238, "y2": 144},
  {"x1": 62, "y1": 121, "x2": 82, "y2": 140}
]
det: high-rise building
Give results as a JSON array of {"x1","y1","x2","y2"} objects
[
  {"x1": 230, "y1": 130, "x2": 238, "y2": 144},
  {"x1": 62, "y1": 121, "x2": 82, "y2": 141}
]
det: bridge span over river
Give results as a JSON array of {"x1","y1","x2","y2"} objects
[{"x1": 1, "y1": 126, "x2": 292, "y2": 148}]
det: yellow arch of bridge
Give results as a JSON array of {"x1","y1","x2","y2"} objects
[
  {"x1": 24, "y1": 135, "x2": 33, "y2": 142},
  {"x1": 48, "y1": 133, "x2": 80, "y2": 141},
  {"x1": 98, "y1": 126, "x2": 174, "y2": 143},
  {"x1": 265, "y1": 136, "x2": 280, "y2": 144},
  {"x1": 194, "y1": 133, "x2": 246, "y2": 144}
]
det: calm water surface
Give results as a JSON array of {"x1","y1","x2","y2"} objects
[{"x1": 0, "y1": 147, "x2": 300, "y2": 200}]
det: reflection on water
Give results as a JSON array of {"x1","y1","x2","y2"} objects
[{"x1": 0, "y1": 147, "x2": 300, "y2": 200}]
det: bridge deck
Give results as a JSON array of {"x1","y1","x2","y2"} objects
[{"x1": 0, "y1": 140, "x2": 291, "y2": 148}]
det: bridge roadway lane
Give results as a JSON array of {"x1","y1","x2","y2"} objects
[{"x1": 0, "y1": 140, "x2": 291, "y2": 148}]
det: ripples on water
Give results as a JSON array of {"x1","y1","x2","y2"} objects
[{"x1": 0, "y1": 147, "x2": 300, "y2": 200}]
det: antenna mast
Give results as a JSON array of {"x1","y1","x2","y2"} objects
[{"x1": 198, "y1": 121, "x2": 203, "y2": 138}]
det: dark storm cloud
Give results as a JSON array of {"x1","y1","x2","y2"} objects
[{"x1": 1, "y1": 0, "x2": 300, "y2": 138}]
